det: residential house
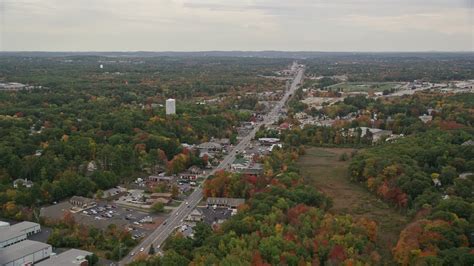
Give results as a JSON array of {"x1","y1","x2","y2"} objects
[
  {"x1": 418, "y1": 114, "x2": 433, "y2": 123},
  {"x1": 185, "y1": 208, "x2": 204, "y2": 223},
  {"x1": 13, "y1": 178, "x2": 33, "y2": 189}
]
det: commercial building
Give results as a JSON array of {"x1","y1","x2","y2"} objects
[
  {"x1": 166, "y1": 98, "x2": 176, "y2": 115},
  {"x1": 69, "y1": 196, "x2": 96, "y2": 210},
  {"x1": 0, "y1": 221, "x2": 41, "y2": 248},
  {"x1": 36, "y1": 248, "x2": 92, "y2": 266},
  {"x1": 206, "y1": 197, "x2": 245, "y2": 210},
  {"x1": 0, "y1": 240, "x2": 52, "y2": 266},
  {"x1": 0, "y1": 220, "x2": 93, "y2": 266}
]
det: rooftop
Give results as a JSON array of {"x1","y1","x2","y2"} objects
[
  {"x1": 200, "y1": 207, "x2": 233, "y2": 225},
  {"x1": 36, "y1": 248, "x2": 92, "y2": 266},
  {"x1": 0, "y1": 240, "x2": 51, "y2": 265},
  {"x1": 70, "y1": 196, "x2": 94, "y2": 203},
  {"x1": 206, "y1": 197, "x2": 245, "y2": 208},
  {"x1": 0, "y1": 221, "x2": 40, "y2": 242}
]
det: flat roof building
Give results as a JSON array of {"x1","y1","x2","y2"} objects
[
  {"x1": 0, "y1": 240, "x2": 52, "y2": 266},
  {"x1": 36, "y1": 248, "x2": 92, "y2": 266},
  {"x1": 0, "y1": 221, "x2": 41, "y2": 248},
  {"x1": 206, "y1": 197, "x2": 245, "y2": 209}
]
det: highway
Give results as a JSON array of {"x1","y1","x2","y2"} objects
[{"x1": 119, "y1": 63, "x2": 304, "y2": 265}]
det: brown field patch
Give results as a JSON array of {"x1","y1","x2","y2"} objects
[{"x1": 297, "y1": 147, "x2": 409, "y2": 263}]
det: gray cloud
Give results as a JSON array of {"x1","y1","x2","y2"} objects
[{"x1": 0, "y1": 0, "x2": 472, "y2": 51}]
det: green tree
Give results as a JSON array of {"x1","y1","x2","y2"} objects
[{"x1": 151, "y1": 202, "x2": 165, "y2": 213}]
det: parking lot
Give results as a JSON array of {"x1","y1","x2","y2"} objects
[{"x1": 41, "y1": 200, "x2": 166, "y2": 240}]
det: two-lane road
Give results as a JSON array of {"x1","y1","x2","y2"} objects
[{"x1": 119, "y1": 64, "x2": 304, "y2": 265}]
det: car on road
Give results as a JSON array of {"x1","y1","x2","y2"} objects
[
  {"x1": 140, "y1": 247, "x2": 144, "y2": 252},
  {"x1": 185, "y1": 201, "x2": 188, "y2": 205},
  {"x1": 130, "y1": 252, "x2": 135, "y2": 257},
  {"x1": 176, "y1": 212, "x2": 179, "y2": 216}
]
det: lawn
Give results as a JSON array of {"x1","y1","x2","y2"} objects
[{"x1": 297, "y1": 147, "x2": 409, "y2": 262}]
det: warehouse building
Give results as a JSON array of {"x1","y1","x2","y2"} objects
[
  {"x1": 0, "y1": 221, "x2": 41, "y2": 248},
  {"x1": 36, "y1": 248, "x2": 92, "y2": 266},
  {"x1": 0, "y1": 240, "x2": 52, "y2": 266}
]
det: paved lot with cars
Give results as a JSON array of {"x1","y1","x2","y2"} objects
[{"x1": 40, "y1": 200, "x2": 167, "y2": 238}]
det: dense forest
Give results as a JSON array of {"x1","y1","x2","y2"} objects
[
  {"x1": 131, "y1": 148, "x2": 380, "y2": 265},
  {"x1": 0, "y1": 56, "x2": 288, "y2": 219},
  {"x1": 303, "y1": 54, "x2": 474, "y2": 82},
  {"x1": 349, "y1": 130, "x2": 473, "y2": 264}
]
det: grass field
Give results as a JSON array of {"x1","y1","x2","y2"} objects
[
  {"x1": 297, "y1": 147, "x2": 409, "y2": 262},
  {"x1": 327, "y1": 82, "x2": 403, "y2": 92}
]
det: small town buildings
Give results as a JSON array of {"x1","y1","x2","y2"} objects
[
  {"x1": 200, "y1": 207, "x2": 233, "y2": 225},
  {"x1": 279, "y1": 122, "x2": 290, "y2": 130},
  {"x1": 459, "y1": 172, "x2": 473, "y2": 179},
  {"x1": 231, "y1": 158, "x2": 249, "y2": 171},
  {"x1": 186, "y1": 208, "x2": 204, "y2": 223},
  {"x1": 212, "y1": 138, "x2": 230, "y2": 146},
  {"x1": 354, "y1": 127, "x2": 393, "y2": 142},
  {"x1": 0, "y1": 240, "x2": 52, "y2": 266},
  {"x1": 147, "y1": 193, "x2": 173, "y2": 205},
  {"x1": 86, "y1": 161, "x2": 98, "y2": 173},
  {"x1": 0, "y1": 82, "x2": 27, "y2": 91},
  {"x1": 206, "y1": 197, "x2": 245, "y2": 210},
  {"x1": 461, "y1": 140, "x2": 474, "y2": 146},
  {"x1": 197, "y1": 142, "x2": 222, "y2": 152},
  {"x1": 148, "y1": 175, "x2": 177, "y2": 186},
  {"x1": 418, "y1": 114, "x2": 433, "y2": 123},
  {"x1": 13, "y1": 178, "x2": 33, "y2": 188},
  {"x1": 188, "y1": 165, "x2": 203, "y2": 175},
  {"x1": 102, "y1": 187, "x2": 126, "y2": 199},
  {"x1": 236, "y1": 163, "x2": 264, "y2": 175},
  {"x1": 69, "y1": 196, "x2": 96, "y2": 210},
  {"x1": 258, "y1": 138, "x2": 280, "y2": 145},
  {"x1": 36, "y1": 249, "x2": 92, "y2": 266},
  {"x1": 166, "y1": 98, "x2": 176, "y2": 115}
]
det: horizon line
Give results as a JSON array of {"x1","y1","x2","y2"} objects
[{"x1": 1, "y1": 50, "x2": 473, "y2": 53}]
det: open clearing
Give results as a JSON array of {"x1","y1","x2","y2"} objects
[{"x1": 297, "y1": 147, "x2": 409, "y2": 262}]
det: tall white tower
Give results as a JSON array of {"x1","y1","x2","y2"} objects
[{"x1": 166, "y1": 98, "x2": 176, "y2": 115}]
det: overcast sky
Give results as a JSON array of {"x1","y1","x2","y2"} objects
[{"x1": 0, "y1": 0, "x2": 473, "y2": 51}]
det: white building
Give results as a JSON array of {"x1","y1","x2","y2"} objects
[
  {"x1": 0, "y1": 240, "x2": 52, "y2": 266},
  {"x1": 36, "y1": 248, "x2": 92, "y2": 266},
  {"x1": 0, "y1": 221, "x2": 41, "y2": 248},
  {"x1": 166, "y1": 98, "x2": 176, "y2": 115}
]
